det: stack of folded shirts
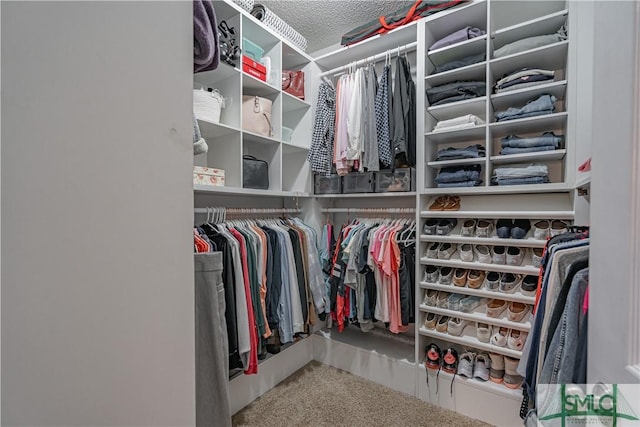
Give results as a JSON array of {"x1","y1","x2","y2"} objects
[
  {"x1": 429, "y1": 26, "x2": 486, "y2": 51},
  {"x1": 494, "y1": 25, "x2": 567, "y2": 58},
  {"x1": 435, "y1": 164, "x2": 483, "y2": 188},
  {"x1": 432, "y1": 114, "x2": 485, "y2": 132},
  {"x1": 436, "y1": 144, "x2": 486, "y2": 161},
  {"x1": 426, "y1": 80, "x2": 486, "y2": 106},
  {"x1": 495, "y1": 68, "x2": 555, "y2": 93},
  {"x1": 500, "y1": 132, "x2": 564, "y2": 155},
  {"x1": 492, "y1": 163, "x2": 550, "y2": 186},
  {"x1": 494, "y1": 94, "x2": 556, "y2": 122},
  {"x1": 432, "y1": 52, "x2": 485, "y2": 74}
]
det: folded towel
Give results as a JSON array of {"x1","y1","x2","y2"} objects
[{"x1": 194, "y1": 0, "x2": 219, "y2": 73}]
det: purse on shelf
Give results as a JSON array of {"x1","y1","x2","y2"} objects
[
  {"x1": 242, "y1": 155, "x2": 269, "y2": 190},
  {"x1": 193, "y1": 88, "x2": 225, "y2": 124},
  {"x1": 242, "y1": 95, "x2": 273, "y2": 137},
  {"x1": 218, "y1": 20, "x2": 240, "y2": 67},
  {"x1": 282, "y1": 70, "x2": 305, "y2": 100}
]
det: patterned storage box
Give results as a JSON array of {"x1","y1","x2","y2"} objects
[
  {"x1": 342, "y1": 172, "x2": 375, "y2": 193},
  {"x1": 374, "y1": 168, "x2": 415, "y2": 192},
  {"x1": 314, "y1": 174, "x2": 341, "y2": 194},
  {"x1": 194, "y1": 166, "x2": 225, "y2": 187}
]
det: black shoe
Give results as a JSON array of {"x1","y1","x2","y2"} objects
[{"x1": 496, "y1": 219, "x2": 513, "y2": 238}]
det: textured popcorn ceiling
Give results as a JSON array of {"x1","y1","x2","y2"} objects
[{"x1": 258, "y1": 1, "x2": 416, "y2": 54}]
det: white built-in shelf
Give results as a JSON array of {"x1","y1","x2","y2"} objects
[
  {"x1": 489, "y1": 112, "x2": 568, "y2": 136},
  {"x1": 282, "y1": 42, "x2": 313, "y2": 70},
  {"x1": 490, "y1": 80, "x2": 568, "y2": 112},
  {"x1": 194, "y1": 184, "x2": 310, "y2": 198},
  {"x1": 316, "y1": 327, "x2": 415, "y2": 363},
  {"x1": 428, "y1": 35, "x2": 488, "y2": 66},
  {"x1": 420, "y1": 282, "x2": 536, "y2": 305},
  {"x1": 282, "y1": 141, "x2": 310, "y2": 152},
  {"x1": 422, "y1": 182, "x2": 572, "y2": 196},
  {"x1": 492, "y1": 9, "x2": 568, "y2": 50},
  {"x1": 419, "y1": 224, "x2": 547, "y2": 248},
  {"x1": 194, "y1": 61, "x2": 240, "y2": 84},
  {"x1": 419, "y1": 304, "x2": 532, "y2": 332},
  {"x1": 420, "y1": 192, "x2": 575, "y2": 219},
  {"x1": 282, "y1": 91, "x2": 311, "y2": 112},
  {"x1": 425, "y1": 125, "x2": 486, "y2": 144},
  {"x1": 425, "y1": 62, "x2": 487, "y2": 87},
  {"x1": 431, "y1": 369, "x2": 523, "y2": 399},
  {"x1": 576, "y1": 173, "x2": 591, "y2": 190},
  {"x1": 314, "y1": 22, "x2": 418, "y2": 71},
  {"x1": 197, "y1": 119, "x2": 241, "y2": 139},
  {"x1": 418, "y1": 326, "x2": 523, "y2": 359},
  {"x1": 419, "y1": 254, "x2": 540, "y2": 275},
  {"x1": 490, "y1": 40, "x2": 569, "y2": 79},
  {"x1": 242, "y1": 72, "x2": 281, "y2": 97},
  {"x1": 243, "y1": 130, "x2": 281, "y2": 145},
  {"x1": 427, "y1": 157, "x2": 486, "y2": 169},
  {"x1": 314, "y1": 192, "x2": 417, "y2": 199},
  {"x1": 490, "y1": 149, "x2": 566, "y2": 165},
  {"x1": 427, "y1": 97, "x2": 487, "y2": 121}
]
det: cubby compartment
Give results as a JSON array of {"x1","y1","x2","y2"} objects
[
  {"x1": 242, "y1": 134, "x2": 281, "y2": 191},
  {"x1": 242, "y1": 16, "x2": 281, "y2": 88},
  {"x1": 194, "y1": 63, "x2": 242, "y2": 129},
  {"x1": 194, "y1": 129, "x2": 242, "y2": 188},
  {"x1": 490, "y1": 1, "x2": 567, "y2": 34},
  {"x1": 241, "y1": 91, "x2": 282, "y2": 141},
  {"x1": 282, "y1": 144, "x2": 311, "y2": 193}
]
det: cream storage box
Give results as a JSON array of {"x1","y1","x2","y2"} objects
[{"x1": 193, "y1": 166, "x2": 225, "y2": 187}]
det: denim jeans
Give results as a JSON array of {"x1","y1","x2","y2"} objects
[
  {"x1": 437, "y1": 144, "x2": 486, "y2": 160},
  {"x1": 495, "y1": 176, "x2": 550, "y2": 185},
  {"x1": 437, "y1": 179, "x2": 482, "y2": 188},
  {"x1": 427, "y1": 81, "x2": 486, "y2": 105},
  {"x1": 501, "y1": 146, "x2": 556, "y2": 155},
  {"x1": 501, "y1": 132, "x2": 564, "y2": 149},
  {"x1": 435, "y1": 165, "x2": 481, "y2": 183},
  {"x1": 494, "y1": 164, "x2": 548, "y2": 178},
  {"x1": 495, "y1": 94, "x2": 556, "y2": 122}
]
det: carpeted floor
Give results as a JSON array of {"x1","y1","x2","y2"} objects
[{"x1": 232, "y1": 361, "x2": 492, "y2": 426}]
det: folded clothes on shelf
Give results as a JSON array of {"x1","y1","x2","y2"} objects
[
  {"x1": 435, "y1": 164, "x2": 483, "y2": 187},
  {"x1": 432, "y1": 51, "x2": 485, "y2": 74},
  {"x1": 432, "y1": 114, "x2": 485, "y2": 132},
  {"x1": 426, "y1": 81, "x2": 486, "y2": 106},
  {"x1": 495, "y1": 68, "x2": 555, "y2": 93},
  {"x1": 493, "y1": 24, "x2": 567, "y2": 58},
  {"x1": 494, "y1": 94, "x2": 556, "y2": 122},
  {"x1": 429, "y1": 26, "x2": 486, "y2": 51},
  {"x1": 436, "y1": 144, "x2": 486, "y2": 161},
  {"x1": 492, "y1": 163, "x2": 550, "y2": 186},
  {"x1": 500, "y1": 132, "x2": 564, "y2": 155}
]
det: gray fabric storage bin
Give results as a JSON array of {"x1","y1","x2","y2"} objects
[
  {"x1": 342, "y1": 172, "x2": 375, "y2": 193},
  {"x1": 375, "y1": 168, "x2": 415, "y2": 192},
  {"x1": 314, "y1": 174, "x2": 342, "y2": 194}
]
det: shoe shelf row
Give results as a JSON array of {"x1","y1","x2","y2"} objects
[
  {"x1": 420, "y1": 368, "x2": 522, "y2": 400},
  {"x1": 418, "y1": 303, "x2": 532, "y2": 332},
  {"x1": 418, "y1": 325, "x2": 522, "y2": 359},
  {"x1": 419, "y1": 224, "x2": 548, "y2": 248},
  {"x1": 420, "y1": 282, "x2": 535, "y2": 305},
  {"x1": 420, "y1": 256, "x2": 539, "y2": 276}
]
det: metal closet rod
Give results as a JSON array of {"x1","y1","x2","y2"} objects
[
  {"x1": 321, "y1": 208, "x2": 416, "y2": 213},
  {"x1": 318, "y1": 41, "x2": 418, "y2": 77},
  {"x1": 194, "y1": 207, "x2": 302, "y2": 214}
]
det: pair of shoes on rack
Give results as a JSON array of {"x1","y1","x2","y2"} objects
[
  {"x1": 429, "y1": 195, "x2": 461, "y2": 211},
  {"x1": 489, "y1": 353, "x2": 523, "y2": 389},
  {"x1": 424, "y1": 344, "x2": 459, "y2": 374},
  {"x1": 486, "y1": 299, "x2": 531, "y2": 322},
  {"x1": 496, "y1": 219, "x2": 532, "y2": 239},
  {"x1": 532, "y1": 220, "x2": 569, "y2": 240},
  {"x1": 423, "y1": 218, "x2": 457, "y2": 235},
  {"x1": 484, "y1": 273, "x2": 524, "y2": 293},
  {"x1": 426, "y1": 242, "x2": 457, "y2": 259},
  {"x1": 460, "y1": 219, "x2": 494, "y2": 237},
  {"x1": 423, "y1": 266, "x2": 454, "y2": 285},
  {"x1": 458, "y1": 352, "x2": 491, "y2": 381},
  {"x1": 452, "y1": 268, "x2": 486, "y2": 289},
  {"x1": 491, "y1": 327, "x2": 528, "y2": 351}
]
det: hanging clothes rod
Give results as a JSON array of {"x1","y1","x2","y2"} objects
[
  {"x1": 318, "y1": 41, "x2": 418, "y2": 77},
  {"x1": 194, "y1": 207, "x2": 302, "y2": 214},
  {"x1": 321, "y1": 208, "x2": 416, "y2": 214}
]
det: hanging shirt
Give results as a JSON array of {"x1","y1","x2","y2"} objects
[
  {"x1": 308, "y1": 81, "x2": 336, "y2": 175},
  {"x1": 363, "y1": 65, "x2": 380, "y2": 171},
  {"x1": 375, "y1": 65, "x2": 392, "y2": 167}
]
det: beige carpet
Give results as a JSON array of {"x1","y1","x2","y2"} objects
[{"x1": 233, "y1": 361, "x2": 492, "y2": 427}]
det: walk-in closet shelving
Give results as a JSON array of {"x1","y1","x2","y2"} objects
[
  {"x1": 419, "y1": 282, "x2": 535, "y2": 305},
  {"x1": 418, "y1": 304, "x2": 531, "y2": 331}
]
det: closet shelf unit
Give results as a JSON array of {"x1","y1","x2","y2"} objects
[
  {"x1": 418, "y1": 304, "x2": 532, "y2": 332},
  {"x1": 420, "y1": 255, "x2": 540, "y2": 275},
  {"x1": 314, "y1": 192, "x2": 417, "y2": 199},
  {"x1": 423, "y1": 368, "x2": 523, "y2": 399},
  {"x1": 193, "y1": 184, "x2": 311, "y2": 198},
  {"x1": 420, "y1": 233, "x2": 547, "y2": 248},
  {"x1": 419, "y1": 282, "x2": 535, "y2": 305},
  {"x1": 194, "y1": 0, "x2": 316, "y2": 196}
]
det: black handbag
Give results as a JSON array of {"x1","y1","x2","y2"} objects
[{"x1": 242, "y1": 155, "x2": 269, "y2": 190}]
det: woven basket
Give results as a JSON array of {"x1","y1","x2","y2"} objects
[{"x1": 193, "y1": 89, "x2": 226, "y2": 124}]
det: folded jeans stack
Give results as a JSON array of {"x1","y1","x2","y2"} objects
[
  {"x1": 432, "y1": 51, "x2": 485, "y2": 74},
  {"x1": 435, "y1": 164, "x2": 483, "y2": 188},
  {"x1": 500, "y1": 132, "x2": 564, "y2": 155},
  {"x1": 433, "y1": 114, "x2": 485, "y2": 132},
  {"x1": 495, "y1": 68, "x2": 555, "y2": 93},
  {"x1": 429, "y1": 26, "x2": 486, "y2": 51},
  {"x1": 492, "y1": 163, "x2": 550, "y2": 186},
  {"x1": 436, "y1": 144, "x2": 486, "y2": 161},
  {"x1": 494, "y1": 94, "x2": 556, "y2": 122},
  {"x1": 494, "y1": 24, "x2": 567, "y2": 58},
  {"x1": 426, "y1": 81, "x2": 486, "y2": 106}
]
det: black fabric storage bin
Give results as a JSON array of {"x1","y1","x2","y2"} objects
[
  {"x1": 342, "y1": 172, "x2": 375, "y2": 193},
  {"x1": 375, "y1": 168, "x2": 415, "y2": 192},
  {"x1": 314, "y1": 174, "x2": 342, "y2": 194}
]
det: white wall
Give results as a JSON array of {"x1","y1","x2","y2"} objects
[
  {"x1": 1, "y1": 2, "x2": 195, "y2": 425},
  {"x1": 588, "y1": 1, "x2": 639, "y2": 385}
]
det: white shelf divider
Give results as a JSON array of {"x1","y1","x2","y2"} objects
[
  {"x1": 490, "y1": 149, "x2": 567, "y2": 165},
  {"x1": 427, "y1": 157, "x2": 487, "y2": 169},
  {"x1": 194, "y1": 184, "x2": 310, "y2": 198}
]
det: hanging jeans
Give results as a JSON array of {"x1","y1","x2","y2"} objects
[{"x1": 195, "y1": 252, "x2": 232, "y2": 427}]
